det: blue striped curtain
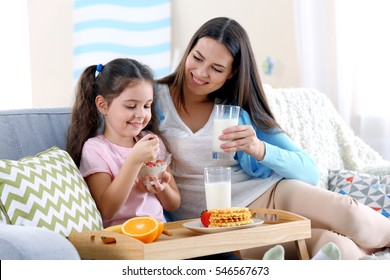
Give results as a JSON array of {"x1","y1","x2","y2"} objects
[{"x1": 73, "y1": 0, "x2": 171, "y2": 82}]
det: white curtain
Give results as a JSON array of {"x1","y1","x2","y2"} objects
[
  {"x1": 73, "y1": 0, "x2": 172, "y2": 84},
  {"x1": 294, "y1": 0, "x2": 390, "y2": 160}
]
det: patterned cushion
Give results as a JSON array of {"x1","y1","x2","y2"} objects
[
  {"x1": 0, "y1": 147, "x2": 103, "y2": 236},
  {"x1": 328, "y1": 169, "x2": 390, "y2": 218},
  {"x1": 0, "y1": 208, "x2": 6, "y2": 224}
]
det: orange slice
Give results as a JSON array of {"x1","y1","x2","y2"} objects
[
  {"x1": 121, "y1": 217, "x2": 159, "y2": 243},
  {"x1": 154, "y1": 222, "x2": 165, "y2": 241}
]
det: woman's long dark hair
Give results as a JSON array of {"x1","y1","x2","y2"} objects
[
  {"x1": 158, "y1": 17, "x2": 281, "y2": 131},
  {"x1": 66, "y1": 58, "x2": 161, "y2": 166}
]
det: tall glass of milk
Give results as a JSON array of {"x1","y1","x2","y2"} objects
[
  {"x1": 204, "y1": 167, "x2": 231, "y2": 209},
  {"x1": 212, "y1": 105, "x2": 240, "y2": 159}
]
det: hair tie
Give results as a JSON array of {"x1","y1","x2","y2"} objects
[{"x1": 95, "y1": 64, "x2": 103, "y2": 78}]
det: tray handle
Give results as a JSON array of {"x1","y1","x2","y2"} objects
[
  {"x1": 249, "y1": 208, "x2": 307, "y2": 223},
  {"x1": 68, "y1": 231, "x2": 146, "y2": 260},
  {"x1": 68, "y1": 231, "x2": 145, "y2": 247}
]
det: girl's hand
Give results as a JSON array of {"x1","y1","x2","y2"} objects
[
  {"x1": 219, "y1": 125, "x2": 266, "y2": 161},
  {"x1": 131, "y1": 134, "x2": 160, "y2": 164},
  {"x1": 140, "y1": 171, "x2": 171, "y2": 194}
]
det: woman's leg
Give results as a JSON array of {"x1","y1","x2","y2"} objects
[
  {"x1": 272, "y1": 180, "x2": 390, "y2": 249},
  {"x1": 307, "y1": 228, "x2": 372, "y2": 259},
  {"x1": 243, "y1": 179, "x2": 390, "y2": 259}
]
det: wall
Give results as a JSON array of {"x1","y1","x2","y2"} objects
[
  {"x1": 27, "y1": 0, "x2": 300, "y2": 108},
  {"x1": 28, "y1": 0, "x2": 73, "y2": 108},
  {"x1": 171, "y1": 0, "x2": 300, "y2": 88},
  {"x1": 0, "y1": 1, "x2": 32, "y2": 110}
]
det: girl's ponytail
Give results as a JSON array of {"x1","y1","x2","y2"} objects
[{"x1": 66, "y1": 65, "x2": 102, "y2": 166}]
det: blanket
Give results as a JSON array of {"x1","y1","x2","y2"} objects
[{"x1": 264, "y1": 85, "x2": 390, "y2": 189}]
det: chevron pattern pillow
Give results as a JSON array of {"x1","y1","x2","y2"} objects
[
  {"x1": 329, "y1": 169, "x2": 390, "y2": 219},
  {"x1": 0, "y1": 208, "x2": 6, "y2": 223},
  {"x1": 0, "y1": 146, "x2": 103, "y2": 236}
]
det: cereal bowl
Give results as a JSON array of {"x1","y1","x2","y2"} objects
[{"x1": 138, "y1": 154, "x2": 172, "y2": 180}]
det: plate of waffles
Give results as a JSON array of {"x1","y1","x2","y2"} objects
[{"x1": 183, "y1": 218, "x2": 264, "y2": 234}]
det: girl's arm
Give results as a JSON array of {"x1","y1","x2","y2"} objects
[
  {"x1": 85, "y1": 135, "x2": 160, "y2": 221},
  {"x1": 85, "y1": 155, "x2": 144, "y2": 221}
]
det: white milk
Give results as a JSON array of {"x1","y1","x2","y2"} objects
[
  {"x1": 205, "y1": 181, "x2": 231, "y2": 209},
  {"x1": 212, "y1": 118, "x2": 239, "y2": 153}
]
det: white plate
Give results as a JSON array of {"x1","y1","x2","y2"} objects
[{"x1": 183, "y1": 218, "x2": 264, "y2": 234}]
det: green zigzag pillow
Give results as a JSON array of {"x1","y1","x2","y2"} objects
[{"x1": 0, "y1": 146, "x2": 103, "y2": 236}]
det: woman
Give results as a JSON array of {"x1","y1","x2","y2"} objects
[{"x1": 155, "y1": 17, "x2": 390, "y2": 259}]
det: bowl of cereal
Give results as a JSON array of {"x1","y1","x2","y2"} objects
[{"x1": 138, "y1": 153, "x2": 172, "y2": 180}]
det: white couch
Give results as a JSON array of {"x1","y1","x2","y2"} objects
[{"x1": 265, "y1": 85, "x2": 390, "y2": 260}]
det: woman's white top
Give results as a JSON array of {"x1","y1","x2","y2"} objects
[{"x1": 155, "y1": 84, "x2": 282, "y2": 220}]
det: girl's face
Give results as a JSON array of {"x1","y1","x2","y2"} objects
[
  {"x1": 184, "y1": 37, "x2": 234, "y2": 98},
  {"x1": 98, "y1": 80, "x2": 153, "y2": 147}
]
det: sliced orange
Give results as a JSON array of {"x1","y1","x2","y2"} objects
[
  {"x1": 121, "y1": 216, "x2": 159, "y2": 243},
  {"x1": 154, "y1": 222, "x2": 165, "y2": 241}
]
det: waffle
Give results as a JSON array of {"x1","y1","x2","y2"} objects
[{"x1": 208, "y1": 207, "x2": 253, "y2": 228}]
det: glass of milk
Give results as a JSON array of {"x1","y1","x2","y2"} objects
[
  {"x1": 204, "y1": 166, "x2": 231, "y2": 209},
  {"x1": 212, "y1": 104, "x2": 240, "y2": 159}
]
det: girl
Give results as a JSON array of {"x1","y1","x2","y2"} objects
[
  {"x1": 67, "y1": 58, "x2": 180, "y2": 227},
  {"x1": 155, "y1": 17, "x2": 390, "y2": 259}
]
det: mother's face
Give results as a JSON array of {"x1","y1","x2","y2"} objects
[{"x1": 184, "y1": 37, "x2": 234, "y2": 97}]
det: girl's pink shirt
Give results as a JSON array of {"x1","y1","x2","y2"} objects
[{"x1": 79, "y1": 131, "x2": 166, "y2": 227}]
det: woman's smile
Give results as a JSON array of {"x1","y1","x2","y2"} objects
[{"x1": 190, "y1": 72, "x2": 208, "y2": 86}]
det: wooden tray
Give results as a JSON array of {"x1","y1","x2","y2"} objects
[{"x1": 67, "y1": 208, "x2": 311, "y2": 260}]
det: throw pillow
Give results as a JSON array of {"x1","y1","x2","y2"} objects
[
  {"x1": 0, "y1": 146, "x2": 103, "y2": 236},
  {"x1": 328, "y1": 169, "x2": 390, "y2": 219},
  {"x1": 0, "y1": 205, "x2": 7, "y2": 223}
]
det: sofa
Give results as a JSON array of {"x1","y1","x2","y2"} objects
[
  {"x1": 0, "y1": 108, "x2": 81, "y2": 259},
  {"x1": 1, "y1": 86, "x2": 389, "y2": 259}
]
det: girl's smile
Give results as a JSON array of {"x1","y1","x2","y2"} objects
[{"x1": 128, "y1": 121, "x2": 143, "y2": 128}]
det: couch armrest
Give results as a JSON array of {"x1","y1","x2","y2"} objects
[{"x1": 0, "y1": 224, "x2": 80, "y2": 260}]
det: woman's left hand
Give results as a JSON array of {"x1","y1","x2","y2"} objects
[{"x1": 219, "y1": 125, "x2": 266, "y2": 160}]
